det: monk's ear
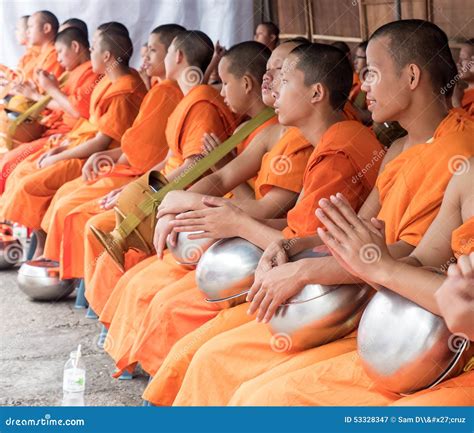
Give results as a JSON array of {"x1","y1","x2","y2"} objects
[
  {"x1": 175, "y1": 48, "x2": 184, "y2": 65},
  {"x1": 310, "y1": 82, "x2": 325, "y2": 104},
  {"x1": 102, "y1": 50, "x2": 112, "y2": 64},
  {"x1": 71, "y1": 40, "x2": 81, "y2": 54},
  {"x1": 242, "y1": 74, "x2": 253, "y2": 94},
  {"x1": 407, "y1": 63, "x2": 422, "y2": 90},
  {"x1": 42, "y1": 22, "x2": 52, "y2": 36}
]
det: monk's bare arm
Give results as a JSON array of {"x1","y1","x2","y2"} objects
[
  {"x1": 52, "y1": 133, "x2": 112, "y2": 161},
  {"x1": 46, "y1": 86, "x2": 81, "y2": 119}
]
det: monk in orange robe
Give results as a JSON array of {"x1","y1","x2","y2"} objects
[
  {"x1": 82, "y1": 30, "x2": 237, "y2": 312},
  {"x1": 0, "y1": 26, "x2": 146, "y2": 253},
  {"x1": 0, "y1": 16, "x2": 38, "y2": 91},
  {"x1": 40, "y1": 24, "x2": 186, "y2": 277},
  {"x1": 139, "y1": 42, "x2": 383, "y2": 404},
  {"x1": 229, "y1": 161, "x2": 474, "y2": 406},
  {"x1": 0, "y1": 27, "x2": 100, "y2": 194},
  {"x1": 164, "y1": 21, "x2": 474, "y2": 406},
  {"x1": 95, "y1": 40, "x2": 311, "y2": 369}
]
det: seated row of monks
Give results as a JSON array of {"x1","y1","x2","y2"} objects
[{"x1": 0, "y1": 10, "x2": 473, "y2": 406}]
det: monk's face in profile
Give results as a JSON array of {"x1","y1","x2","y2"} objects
[
  {"x1": 362, "y1": 37, "x2": 411, "y2": 123},
  {"x1": 55, "y1": 40, "x2": 81, "y2": 71},
  {"x1": 274, "y1": 54, "x2": 313, "y2": 127},
  {"x1": 458, "y1": 44, "x2": 474, "y2": 82},
  {"x1": 15, "y1": 18, "x2": 28, "y2": 46},
  {"x1": 145, "y1": 34, "x2": 167, "y2": 78},
  {"x1": 263, "y1": 43, "x2": 298, "y2": 107},
  {"x1": 27, "y1": 13, "x2": 49, "y2": 46},
  {"x1": 90, "y1": 31, "x2": 107, "y2": 74},
  {"x1": 218, "y1": 57, "x2": 249, "y2": 114},
  {"x1": 353, "y1": 46, "x2": 367, "y2": 75}
]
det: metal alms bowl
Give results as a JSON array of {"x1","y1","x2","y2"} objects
[
  {"x1": 268, "y1": 249, "x2": 372, "y2": 350},
  {"x1": 166, "y1": 231, "x2": 215, "y2": 265},
  {"x1": 357, "y1": 288, "x2": 469, "y2": 395},
  {"x1": 196, "y1": 237, "x2": 263, "y2": 307},
  {"x1": 269, "y1": 282, "x2": 373, "y2": 351},
  {"x1": 0, "y1": 236, "x2": 23, "y2": 269},
  {"x1": 17, "y1": 260, "x2": 75, "y2": 301}
]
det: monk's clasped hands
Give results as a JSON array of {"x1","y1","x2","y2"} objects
[{"x1": 315, "y1": 192, "x2": 391, "y2": 282}]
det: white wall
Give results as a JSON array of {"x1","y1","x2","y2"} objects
[{"x1": 0, "y1": 0, "x2": 255, "y2": 69}]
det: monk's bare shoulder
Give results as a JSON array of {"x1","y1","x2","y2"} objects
[
  {"x1": 448, "y1": 158, "x2": 474, "y2": 219},
  {"x1": 378, "y1": 136, "x2": 407, "y2": 173}
]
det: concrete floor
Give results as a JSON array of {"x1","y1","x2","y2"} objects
[{"x1": 0, "y1": 267, "x2": 148, "y2": 406}]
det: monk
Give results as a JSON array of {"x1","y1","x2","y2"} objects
[
  {"x1": 15, "y1": 11, "x2": 64, "y2": 95},
  {"x1": 135, "y1": 42, "x2": 382, "y2": 404},
  {"x1": 41, "y1": 24, "x2": 186, "y2": 278},
  {"x1": 0, "y1": 27, "x2": 100, "y2": 194},
  {"x1": 457, "y1": 39, "x2": 474, "y2": 115},
  {"x1": 83, "y1": 29, "x2": 237, "y2": 314},
  {"x1": 169, "y1": 19, "x2": 474, "y2": 406},
  {"x1": 59, "y1": 18, "x2": 88, "y2": 37},
  {"x1": 13, "y1": 16, "x2": 39, "y2": 83},
  {"x1": 230, "y1": 161, "x2": 473, "y2": 406},
  {"x1": 98, "y1": 39, "x2": 318, "y2": 374},
  {"x1": 0, "y1": 26, "x2": 146, "y2": 252},
  {"x1": 254, "y1": 22, "x2": 279, "y2": 51}
]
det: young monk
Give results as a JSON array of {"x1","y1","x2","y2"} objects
[
  {"x1": 0, "y1": 27, "x2": 100, "y2": 194},
  {"x1": 15, "y1": 11, "x2": 65, "y2": 93},
  {"x1": 457, "y1": 39, "x2": 474, "y2": 115},
  {"x1": 0, "y1": 26, "x2": 147, "y2": 252},
  {"x1": 40, "y1": 24, "x2": 186, "y2": 278},
  {"x1": 130, "y1": 42, "x2": 382, "y2": 403},
  {"x1": 59, "y1": 18, "x2": 88, "y2": 37},
  {"x1": 168, "y1": 19, "x2": 474, "y2": 406},
  {"x1": 98, "y1": 39, "x2": 318, "y2": 374},
  {"x1": 13, "y1": 16, "x2": 39, "y2": 83},
  {"x1": 82, "y1": 30, "x2": 238, "y2": 314},
  {"x1": 254, "y1": 22, "x2": 280, "y2": 51},
  {"x1": 230, "y1": 162, "x2": 473, "y2": 406}
]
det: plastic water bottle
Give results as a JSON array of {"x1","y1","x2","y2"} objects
[{"x1": 62, "y1": 345, "x2": 86, "y2": 406}]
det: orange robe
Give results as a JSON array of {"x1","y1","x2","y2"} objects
[
  {"x1": 0, "y1": 60, "x2": 100, "y2": 194},
  {"x1": 169, "y1": 112, "x2": 474, "y2": 406},
  {"x1": 32, "y1": 43, "x2": 65, "y2": 88},
  {"x1": 348, "y1": 72, "x2": 366, "y2": 109},
  {"x1": 140, "y1": 120, "x2": 383, "y2": 405},
  {"x1": 227, "y1": 218, "x2": 474, "y2": 406},
  {"x1": 102, "y1": 127, "x2": 313, "y2": 375},
  {"x1": 0, "y1": 71, "x2": 146, "y2": 228},
  {"x1": 461, "y1": 88, "x2": 474, "y2": 117},
  {"x1": 83, "y1": 84, "x2": 238, "y2": 314},
  {"x1": 40, "y1": 80, "x2": 183, "y2": 277}
]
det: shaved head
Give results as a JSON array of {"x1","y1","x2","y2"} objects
[
  {"x1": 291, "y1": 43, "x2": 353, "y2": 109},
  {"x1": 222, "y1": 41, "x2": 271, "y2": 84},
  {"x1": 151, "y1": 24, "x2": 186, "y2": 49},
  {"x1": 173, "y1": 30, "x2": 214, "y2": 72},
  {"x1": 370, "y1": 19, "x2": 458, "y2": 97},
  {"x1": 36, "y1": 10, "x2": 59, "y2": 36}
]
